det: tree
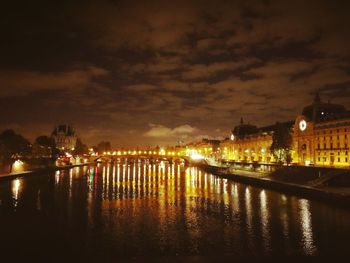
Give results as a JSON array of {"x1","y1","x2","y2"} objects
[
  {"x1": 270, "y1": 122, "x2": 292, "y2": 164},
  {"x1": 35, "y1": 135, "x2": 56, "y2": 148},
  {"x1": 32, "y1": 135, "x2": 56, "y2": 157},
  {"x1": 74, "y1": 138, "x2": 88, "y2": 155},
  {"x1": 97, "y1": 141, "x2": 112, "y2": 153},
  {"x1": 0, "y1": 129, "x2": 31, "y2": 164}
]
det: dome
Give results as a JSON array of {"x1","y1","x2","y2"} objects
[{"x1": 302, "y1": 93, "x2": 347, "y2": 122}]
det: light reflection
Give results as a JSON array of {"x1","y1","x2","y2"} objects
[
  {"x1": 8, "y1": 159, "x2": 330, "y2": 256},
  {"x1": 55, "y1": 170, "x2": 60, "y2": 185},
  {"x1": 299, "y1": 199, "x2": 316, "y2": 255},
  {"x1": 260, "y1": 190, "x2": 270, "y2": 252},
  {"x1": 245, "y1": 187, "x2": 253, "y2": 233},
  {"x1": 12, "y1": 178, "x2": 22, "y2": 207}
]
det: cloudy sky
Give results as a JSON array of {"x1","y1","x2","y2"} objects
[{"x1": 1, "y1": 0, "x2": 350, "y2": 147}]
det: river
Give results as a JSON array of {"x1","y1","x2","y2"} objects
[{"x1": 0, "y1": 160, "x2": 349, "y2": 261}]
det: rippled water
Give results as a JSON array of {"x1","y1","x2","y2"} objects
[{"x1": 0, "y1": 160, "x2": 350, "y2": 260}]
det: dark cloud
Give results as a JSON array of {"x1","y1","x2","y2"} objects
[{"x1": 1, "y1": 0, "x2": 350, "y2": 147}]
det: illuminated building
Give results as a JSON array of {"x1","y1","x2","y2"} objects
[
  {"x1": 220, "y1": 94, "x2": 350, "y2": 168},
  {"x1": 185, "y1": 139, "x2": 221, "y2": 158},
  {"x1": 294, "y1": 93, "x2": 350, "y2": 167},
  {"x1": 220, "y1": 118, "x2": 293, "y2": 163},
  {"x1": 51, "y1": 124, "x2": 77, "y2": 151}
]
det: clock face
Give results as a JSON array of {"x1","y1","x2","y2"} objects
[
  {"x1": 299, "y1": 120, "x2": 307, "y2": 131},
  {"x1": 230, "y1": 134, "x2": 235, "y2": 141}
]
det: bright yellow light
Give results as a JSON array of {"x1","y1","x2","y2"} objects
[
  {"x1": 190, "y1": 153, "x2": 204, "y2": 160},
  {"x1": 12, "y1": 160, "x2": 24, "y2": 172}
]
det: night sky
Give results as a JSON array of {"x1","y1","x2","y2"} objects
[{"x1": 1, "y1": 0, "x2": 350, "y2": 147}]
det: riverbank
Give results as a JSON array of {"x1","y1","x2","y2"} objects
[
  {"x1": 0, "y1": 162, "x2": 95, "y2": 181},
  {"x1": 198, "y1": 163, "x2": 350, "y2": 206}
]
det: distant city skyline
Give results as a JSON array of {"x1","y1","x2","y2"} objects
[{"x1": 1, "y1": 0, "x2": 349, "y2": 147}]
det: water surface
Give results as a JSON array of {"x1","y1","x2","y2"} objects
[{"x1": 0, "y1": 160, "x2": 349, "y2": 260}]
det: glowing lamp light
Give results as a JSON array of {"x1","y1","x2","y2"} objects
[
  {"x1": 12, "y1": 160, "x2": 24, "y2": 172},
  {"x1": 190, "y1": 153, "x2": 204, "y2": 160},
  {"x1": 231, "y1": 134, "x2": 235, "y2": 141}
]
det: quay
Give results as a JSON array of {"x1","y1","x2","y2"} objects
[{"x1": 0, "y1": 162, "x2": 94, "y2": 181}]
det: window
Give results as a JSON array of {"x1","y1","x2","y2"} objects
[
  {"x1": 345, "y1": 134, "x2": 348, "y2": 139},
  {"x1": 346, "y1": 143, "x2": 348, "y2": 149},
  {"x1": 318, "y1": 157, "x2": 321, "y2": 162},
  {"x1": 346, "y1": 158, "x2": 348, "y2": 162},
  {"x1": 324, "y1": 143, "x2": 326, "y2": 149},
  {"x1": 337, "y1": 143, "x2": 340, "y2": 148},
  {"x1": 338, "y1": 157, "x2": 340, "y2": 162},
  {"x1": 318, "y1": 143, "x2": 320, "y2": 149},
  {"x1": 330, "y1": 143, "x2": 333, "y2": 149}
]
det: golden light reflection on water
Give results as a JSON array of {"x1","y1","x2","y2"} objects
[
  {"x1": 299, "y1": 199, "x2": 316, "y2": 255},
  {"x1": 2, "y1": 160, "x2": 350, "y2": 261},
  {"x1": 260, "y1": 190, "x2": 270, "y2": 252},
  {"x1": 11, "y1": 178, "x2": 22, "y2": 207},
  {"x1": 21, "y1": 160, "x2": 343, "y2": 256}
]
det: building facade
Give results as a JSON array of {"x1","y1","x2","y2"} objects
[
  {"x1": 220, "y1": 118, "x2": 293, "y2": 164},
  {"x1": 219, "y1": 94, "x2": 350, "y2": 168},
  {"x1": 51, "y1": 124, "x2": 77, "y2": 151},
  {"x1": 293, "y1": 94, "x2": 350, "y2": 168}
]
